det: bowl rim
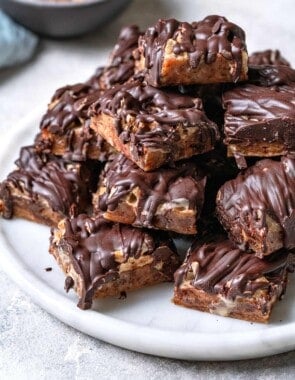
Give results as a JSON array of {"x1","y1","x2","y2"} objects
[{"x1": 6, "y1": 0, "x2": 116, "y2": 8}]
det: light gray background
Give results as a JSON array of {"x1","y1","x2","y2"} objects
[{"x1": 1, "y1": 1, "x2": 295, "y2": 378}]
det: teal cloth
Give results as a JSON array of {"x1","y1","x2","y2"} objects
[{"x1": 0, "y1": 11, "x2": 38, "y2": 68}]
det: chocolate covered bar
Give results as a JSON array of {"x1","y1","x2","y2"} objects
[
  {"x1": 50, "y1": 214, "x2": 180, "y2": 309},
  {"x1": 90, "y1": 81, "x2": 220, "y2": 171},
  {"x1": 173, "y1": 235, "x2": 294, "y2": 323},
  {"x1": 223, "y1": 65, "x2": 295, "y2": 163},
  {"x1": 138, "y1": 16, "x2": 248, "y2": 87},
  {"x1": 0, "y1": 146, "x2": 97, "y2": 226},
  {"x1": 35, "y1": 83, "x2": 114, "y2": 162},
  {"x1": 94, "y1": 154, "x2": 206, "y2": 234},
  {"x1": 35, "y1": 25, "x2": 143, "y2": 161},
  {"x1": 88, "y1": 25, "x2": 143, "y2": 91},
  {"x1": 216, "y1": 157, "x2": 295, "y2": 256},
  {"x1": 248, "y1": 49, "x2": 290, "y2": 66}
]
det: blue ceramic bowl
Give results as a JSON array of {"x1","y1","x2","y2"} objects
[{"x1": 0, "y1": 0, "x2": 131, "y2": 38}]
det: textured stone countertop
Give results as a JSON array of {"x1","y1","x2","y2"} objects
[{"x1": 0, "y1": 1, "x2": 295, "y2": 378}]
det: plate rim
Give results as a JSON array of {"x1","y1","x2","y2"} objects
[{"x1": 0, "y1": 110, "x2": 294, "y2": 361}]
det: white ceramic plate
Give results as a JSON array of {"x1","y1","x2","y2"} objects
[{"x1": 0, "y1": 111, "x2": 294, "y2": 361}]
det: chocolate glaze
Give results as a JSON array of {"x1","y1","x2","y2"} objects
[
  {"x1": 38, "y1": 82, "x2": 107, "y2": 161},
  {"x1": 217, "y1": 157, "x2": 295, "y2": 251},
  {"x1": 88, "y1": 25, "x2": 143, "y2": 90},
  {"x1": 98, "y1": 154, "x2": 206, "y2": 228},
  {"x1": 56, "y1": 214, "x2": 177, "y2": 309},
  {"x1": 42, "y1": 83, "x2": 95, "y2": 134},
  {"x1": 139, "y1": 16, "x2": 247, "y2": 86},
  {"x1": 86, "y1": 66, "x2": 104, "y2": 91},
  {"x1": 0, "y1": 146, "x2": 91, "y2": 219},
  {"x1": 38, "y1": 25, "x2": 143, "y2": 161},
  {"x1": 174, "y1": 235, "x2": 294, "y2": 300},
  {"x1": 249, "y1": 50, "x2": 290, "y2": 66},
  {"x1": 90, "y1": 80, "x2": 219, "y2": 154},
  {"x1": 223, "y1": 82, "x2": 295, "y2": 150},
  {"x1": 248, "y1": 65, "x2": 295, "y2": 87},
  {"x1": 110, "y1": 25, "x2": 142, "y2": 65}
]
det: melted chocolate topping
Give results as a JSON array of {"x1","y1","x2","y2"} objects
[
  {"x1": 38, "y1": 25, "x2": 143, "y2": 161},
  {"x1": 217, "y1": 157, "x2": 295, "y2": 250},
  {"x1": 90, "y1": 80, "x2": 219, "y2": 153},
  {"x1": 38, "y1": 82, "x2": 106, "y2": 161},
  {"x1": 248, "y1": 49, "x2": 290, "y2": 66},
  {"x1": 139, "y1": 16, "x2": 247, "y2": 85},
  {"x1": 223, "y1": 82, "x2": 295, "y2": 149},
  {"x1": 110, "y1": 25, "x2": 142, "y2": 65},
  {"x1": 41, "y1": 83, "x2": 96, "y2": 134},
  {"x1": 248, "y1": 65, "x2": 295, "y2": 87},
  {"x1": 174, "y1": 235, "x2": 294, "y2": 299},
  {"x1": 98, "y1": 154, "x2": 206, "y2": 228},
  {"x1": 88, "y1": 25, "x2": 143, "y2": 90},
  {"x1": 59, "y1": 214, "x2": 177, "y2": 309},
  {"x1": 3, "y1": 146, "x2": 90, "y2": 216}
]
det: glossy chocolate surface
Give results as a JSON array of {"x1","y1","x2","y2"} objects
[
  {"x1": 175, "y1": 235, "x2": 294, "y2": 299},
  {"x1": 248, "y1": 65, "x2": 295, "y2": 87},
  {"x1": 217, "y1": 157, "x2": 295, "y2": 250},
  {"x1": 248, "y1": 49, "x2": 290, "y2": 66},
  {"x1": 0, "y1": 146, "x2": 91, "y2": 217},
  {"x1": 139, "y1": 16, "x2": 247, "y2": 85},
  {"x1": 37, "y1": 82, "x2": 107, "y2": 161},
  {"x1": 90, "y1": 80, "x2": 219, "y2": 154},
  {"x1": 41, "y1": 83, "x2": 96, "y2": 135},
  {"x1": 38, "y1": 25, "x2": 142, "y2": 161},
  {"x1": 88, "y1": 25, "x2": 142, "y2": 90},
  {"x1": 98, "y1": 154, "x2": 206, "y2": 228},
  {"x1": 57, "y1": 214, "x2": 177, "y2": 309},
  {"x1": 223, "y1": 81, "x2": 295, "y2": 150}
]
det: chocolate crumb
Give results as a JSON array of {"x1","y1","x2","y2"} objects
[
  {"x1": 65, "y1": 276, "x2": 74, "y2": 292},
  {"x1": 119, "y1": 291, "x2": 127, "y2": 300}
]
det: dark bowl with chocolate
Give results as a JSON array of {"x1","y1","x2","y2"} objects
[{"x1": 0, "y1": 0, "x2": 132, "y2": 38}]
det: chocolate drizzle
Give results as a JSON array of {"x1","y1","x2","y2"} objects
[
  {"x1": 41, "y1": 83, "x2": 96, "y2": 134},
  {"x1": 2, "y1": 146, "x2": 91, "y2": 218},
  {"x1": 37, "y1": 25, "x2": 143, "y2": 161},
  {"x1": 174, "y1": 236, "x2": 294, "y2": 299},
  {"x1": 217, "y1": 157, "x2": 295, "y2": 251},
  {"x1": 248, "y1": 49, "x2": 290, "y2": 66},
  {"x1": 90, "y1": 80, "x2": 219, "y2": 154},
  {"x1": 88, "y1": 25, "x2": 143, "y2": 90},
  {"x1": 59, "y1": 214, "x2": 177, "y2": 309},
  {"x1": 98, "y1": 154, "x2": 206, "y2": 228},
  {"x1": 139, "y1": 16, "x2": 247, "y2": 85},
  {"x1": 110, "y1": 25, "x2": 142, "y2": 65},
  {"x1": 248, "y1": 65, "x2": 295, "y2": 87},
  {"x1": 37, "y1": 82, "x2": 106, "y2": 161}
]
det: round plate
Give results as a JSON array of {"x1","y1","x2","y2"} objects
[{"x1": 0, "y1": 111, "x2": 294, "y2": 361}]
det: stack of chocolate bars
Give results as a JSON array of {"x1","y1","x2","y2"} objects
[{"x1": 0, "y1": 16, "x2": 294, "y2": 323}]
